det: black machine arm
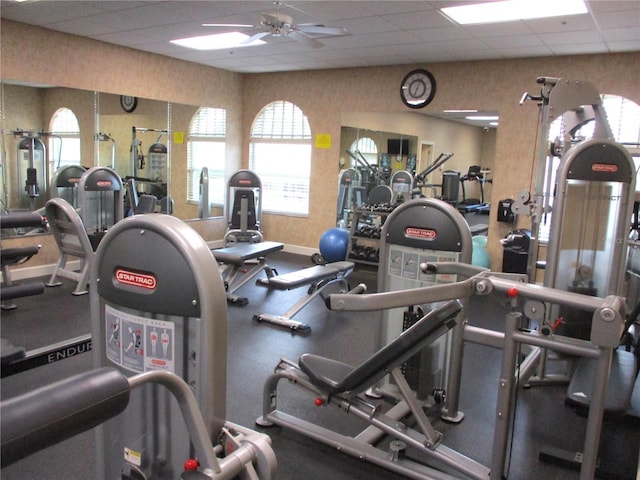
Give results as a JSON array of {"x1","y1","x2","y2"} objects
[
  {"x1": 1, "y1": 367, "x2": 130, "y2": 468},
  {"x1": 414, "y1": 152, "x2": 454, "y2": 183}
]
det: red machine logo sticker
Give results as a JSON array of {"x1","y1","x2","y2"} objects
[
  {"x1": 97, "y1": 180, "x2": 113, "y2": 187},
  {"x1": 115, "y1": 269, "x2": 157, "y2": 290},
  {"x1": 405, "y1": 227, "x2": 436, "y2": 240},
  {"x1": 238, "y1": 179, "x2": 252, "y2": 185},
  {"x1": 592, "y1": 163, "x2": 617, "y2": 173}
]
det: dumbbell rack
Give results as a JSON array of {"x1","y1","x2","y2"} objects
[{"x1": 347, "y1": 204, "x2": 397, "y2": 267}]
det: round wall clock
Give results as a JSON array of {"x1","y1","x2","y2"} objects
[
  {"x1": 400, "y1": 69, "x2": 436, "y2": 109},
  {"x1": 120, "y1": 95, "x2": 138, "y2": 113}
]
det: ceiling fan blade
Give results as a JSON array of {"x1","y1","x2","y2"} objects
[
  {"x1": 202, "y1": 23, "x2": 255, "y2": 28},
  {"x1": 240, "y1": 31, "x2": 271, "y2": 45},
  {"x1": 297, "y1": 24, "x2": 349, "y2": 37},
  {"x1": 288, "y1": 31, "x2": 324, "y2": 49}
]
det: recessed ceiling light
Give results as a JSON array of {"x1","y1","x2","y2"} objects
[
  {"x1": 441, "y1": 0, "x2": 588, "y2": 25},
  {"x1": 170, "y1": 32, "x2": 264, "y2": 50}
]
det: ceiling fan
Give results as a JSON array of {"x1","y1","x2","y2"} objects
[{"x1": 202, "y1": 1, "x2": 350, "y2": 49}]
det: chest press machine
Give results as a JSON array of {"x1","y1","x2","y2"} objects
[
  {"x1": 257, "y1": 263, "x2": 626, "y2": 480},
  {"x1": 256, "y1": 197, "x2": 628, "y2": 480}
]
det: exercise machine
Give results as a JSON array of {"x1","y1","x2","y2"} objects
[
  {"x1": 1, "y1": 366, "x2": 276, "y2": 479},
  {"x1": 413, "y1": 152, "x2": 454, "y2": 198},
  {"x1": 261, "y1": 260, "x2": 626, "y2": 480},
  {"x1": 199, "y1": 166, "x2": 211, "y2": 219},
  {"x1": 457, "y1": 165, "x2": 486, "y2": 213},
  {"x1": 253, "y1": 260, "x2": 361, "y2": 332},
  {"x1": 77, "y1": 166, "x2": 124, "y2": 249},
  {"x1": 224, "y1": 170, "x2": 263, "y2": 245},
  {"x1": 374, "y1": 198, "x2": 472, "y2": 400},
  {"x1": 0, "y1": 211, "x2": 45, "y2": 310},
  {"x1": 125, "y1": 178, "x2": 158, "y2": 215},
  {"x1": 336, "y1": 168, "x2": 360, "y2": 226},
  {"x1": 13, "y1": 130, "x2": 46, "y2": 211},
  {"x1": 45, "y1": 197, "x2": 96, "y2": 295},
  {"x1": 390, "y1": 170, "x2": 413, "y2": 202},
  {"x1": 49, "y1": 164, "x2": 87, "y2": 209},
  {"x1": 211, "y1": 240, "x2": 283, "y2": 305},
  {"x1": 516, "y1": 77, "x2": 638, "y2": 416},
  {"x1": 91, "y1": 213, "x2": 276, "y2": 479},
  {"x1": 128, "y1": 126, "x2": 170, "y2": 212},
  {"x1": 96, "y1": 131, "x2": 116, "y2": 169}
]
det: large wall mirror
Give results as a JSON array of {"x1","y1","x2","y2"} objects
[
  {"x1": 1, "y1": 82, "x2": 225, "y2": 238},
  {"x1": 339, "y1": 112, "x2": 498, "y2": 226},
  {"x1": 1, "y1": 81, "x2": 95, "y2": 236}
]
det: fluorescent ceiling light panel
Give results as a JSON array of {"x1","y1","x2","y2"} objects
[
  {"x1": 466, "y1": 115, "x2": 500, "y2": 121},
  {"x1": 170, "y1": 32, "x2": 264, "y2": 50},
  {"x1": 441, "y1": 0, "x2": 588, "y2": 25}
]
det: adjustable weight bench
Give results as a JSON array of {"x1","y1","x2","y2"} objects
[
  {"x1": 256, "y1": 300, "x2": 468, "y2": 479},
  {"x1": 254, "y1": 260, "x2": 361, "y2": 332},
  {"x1": 210, "y1": 240, "x2": 283, "y2": 305}
]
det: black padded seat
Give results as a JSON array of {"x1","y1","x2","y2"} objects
[{"x1": 299, "y1": 299, "x2": 462, "y2": 395}]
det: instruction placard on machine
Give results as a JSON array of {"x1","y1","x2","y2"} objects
[
  {"x1": 105, "y1": 304, "x2": 175, "y2": 373},
  {"x1": 388, "y1": 247, "x2": 458, "y2": 285}
]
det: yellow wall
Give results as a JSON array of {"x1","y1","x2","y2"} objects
[{"x1": 2, "y1": 19, "x2": 639, "y2": 271}]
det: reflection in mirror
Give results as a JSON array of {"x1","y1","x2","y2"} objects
[
  {"x1": 97, "y1": 93, "x2": 170, "y2": 215},
  {"x1": 1, "y1": 82, "x2": 95, "y2": 236},
  {"x1": 170, "y1": 103, "x2": 226, "y2": 221},
  {"x1": 338, "y1": 127, "x2": 418, "y2": 226}
]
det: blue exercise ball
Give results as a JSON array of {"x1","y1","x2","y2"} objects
[
  {"x1": 471, "y1": 235, "x2": 490, "y2": 268},
  {"x1": 319, "y1": 227, "x2": 350, "y2": 263}
]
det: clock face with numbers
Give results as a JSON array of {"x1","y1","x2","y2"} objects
[
  {"x1": 400, "y1": 69, "x2": 436, "y2": 109},
  {"x1": 120, "y1": 95, "x2": 138, "y2": 113}
]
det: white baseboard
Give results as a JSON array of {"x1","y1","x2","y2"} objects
[{"x1": 282, "y1": 244, "x2": 317, "y2": 257}]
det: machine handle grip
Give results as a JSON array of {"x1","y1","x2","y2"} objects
[{"x1": 1, "y1": 367, "x2": 130, "y2": 467}]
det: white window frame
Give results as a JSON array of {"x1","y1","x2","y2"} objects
[
  {"x1": 187, "y1": 107, "x2": 227, "y2": 206},
  {"x1": 48, "y1": 107, "x2": 81, "y2": 180},
  {"x1": 249, "y1": 101, "x2": 312, "y2": 216},
  {"x1": 349, "y1": 136, "x2": 378, "y2": 167}
]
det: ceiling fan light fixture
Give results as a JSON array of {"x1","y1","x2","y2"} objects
[{"x1": 170, "y1": 32, "x2": 265, "y2": 50}]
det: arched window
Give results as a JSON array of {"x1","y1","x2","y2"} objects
[
  {"x1": 187, "y1": 107, "x2": 226, "y2": 205},
  {"x1": 48, "y1": 107, "x2": 81, "y2": 179},
  {"x1": 249, "y1": 101, "x2": 312, "y2": 215},
  {"x1": 349, "y1": 136, "x2": 378, "y2": 167}
]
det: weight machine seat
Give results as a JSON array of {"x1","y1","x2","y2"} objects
[
  {"x1": 212, "y1": 241, "x2": 284, "y2": 266},
  {"x1": 261, "y1": 261, "x2": 353, "y2": 290},
  {"x1": 299, "y1": 299, "x2": 461, "y2": 395},
  {"x1": 1, "y1": 367, "x2": 130, "y2": 468},
  {"x1": 134, "y1": 194, "x2": 157, "y2": 214},
  {"x1": 566, "y1": 349, "x2": 637, "y2": 414}
]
